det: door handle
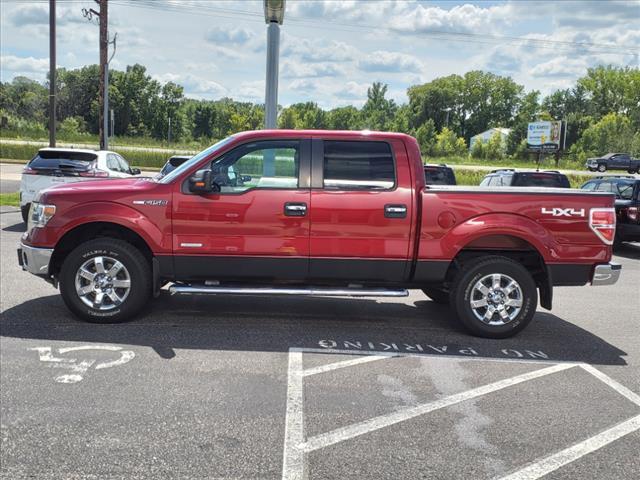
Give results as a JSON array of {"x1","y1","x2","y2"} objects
[
  {"x1": 284, "y1": 202, "x2": 307, "y2": 217},
  {"x1": 384, "y1": 204, "x2": 407, "y2": 218}
]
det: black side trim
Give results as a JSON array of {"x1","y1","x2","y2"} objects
[
  {"x1": 309, "y1": 258, "x2": 406, "y2": 282},
  {"x1": 548, "y1": 263, "x2": 593, "y2": 286},
  {"x1": 174, "y1": 256, "x2": 308, "y2": 282},
  {"x1": 412, "y1": 260, "x2": 451, "y2": 284}
]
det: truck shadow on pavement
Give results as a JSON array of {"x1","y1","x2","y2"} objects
[{"x1": 0, "y1": 292, "x2": 629, "y2": 366}]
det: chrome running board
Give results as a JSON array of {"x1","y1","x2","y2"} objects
[{"x1": 169, "y1": 285, "x2": 409, "y2": 297}]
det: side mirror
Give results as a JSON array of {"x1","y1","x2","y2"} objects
[
  {"x1": 188, "y1": 169, "x2": 214, "y2": 194},
  {"x1": 130, "y1": 168, "x2": 141, "y2": 175}
]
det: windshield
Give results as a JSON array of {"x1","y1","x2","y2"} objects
[{"x1": 158, "y1": 136, "x2": 236, "y2": 184}]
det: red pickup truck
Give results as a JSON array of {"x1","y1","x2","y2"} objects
[{"x1": 18, "y1": 130, "x2": 621, "y2": 338}]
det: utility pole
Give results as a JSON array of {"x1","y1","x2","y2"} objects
[
  {"x1": 83, "y1": 1, "x2": 114, "y2": 150},
  {"x1": 49, "y1": 0, "x2": 56, "y2": 147},
  {"x1": 99, "y1": 0, "x2": 108, "y2": 150}
]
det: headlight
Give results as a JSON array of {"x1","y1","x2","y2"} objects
[{"x1": 28, "y1": 203, "x2": 56, "y2": 231}]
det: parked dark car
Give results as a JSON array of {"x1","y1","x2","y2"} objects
[
  {"x1": 479, "y1": 169, "x2": 571, "y2": 188},
  {"x1": 585, "y1": 153, "x2": 640, "y2": 173},
  {"x1": 424, "y1": 164, "x2": 456, "y2": 185},
  {"x1": 159, "y1": 155, "x2": 191, "y2": 177},
  {"x1": 581, "y1": 176, "x2": 640, "y2": 246}
]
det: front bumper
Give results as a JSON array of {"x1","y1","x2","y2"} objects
[
  {"x1": 17, "y1": 242, "x2": 53, "y2": 276},
  {"x1": 591, "y1": 262, "x2": 621, "y2": 286}
]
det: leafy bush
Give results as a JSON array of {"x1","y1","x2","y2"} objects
[
  {"x1": 433, "y1": 127, "x2": 467, "y2": 157},
  {"x1": 572, "y1": 113, "x2": 636, "y2": 160}
]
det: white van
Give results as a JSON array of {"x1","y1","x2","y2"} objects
[{"x1": 19, "y1": 148, "x2": 140, "y2": 222}]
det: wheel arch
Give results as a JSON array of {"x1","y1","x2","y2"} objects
[
  {"x1": 50, "y1": 222, "x2": 154, "y2": 277},
  {"x1": 444, "y1": 230, "x2": 552, "y2": 310}
]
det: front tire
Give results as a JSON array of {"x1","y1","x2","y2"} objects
[
  {"x1": 59, "y1": 238, "x2": 152, "y2": 323},
  {"x1": 597, "y1": 164, "x2": 607, "y2": 172},
  {"x1": 449, "y1": 256, "x2": 537, "y2": 338}
]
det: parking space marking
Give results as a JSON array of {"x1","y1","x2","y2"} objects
[
  {"x1": 579, "y1": 364, "x2": 640, "y2": 406},
  {"x1": 303, "y1": 354, "x2": 393, "y2": 377},
  {"x1": 283, "y1": 347, "x2": 640, "y2": 480},
  {"x1": 498, "y1": 414, "x2": 640, "y2": 480},
  {"x1": 300, "y1": 363, "x2": 574, "y2": 453},
  {"x1": 30, "y1": 345, "x2": 135, "y2": 383}
]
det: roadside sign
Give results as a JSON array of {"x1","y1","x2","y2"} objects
[{"x1": 527, "y1": 121, "x2": 562, "y2": 150}]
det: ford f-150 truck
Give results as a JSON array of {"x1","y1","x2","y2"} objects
[{"x1": 18, "y1": 130, "x2": 621, "y2": 338}]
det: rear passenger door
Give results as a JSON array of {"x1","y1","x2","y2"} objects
[{"x1": 308, "y1": 138, "x2": 414, "y2": 282}]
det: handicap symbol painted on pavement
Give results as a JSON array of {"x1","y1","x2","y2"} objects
[{"x1": 29, "y1": 345, "x2": 135, "y2": 384}]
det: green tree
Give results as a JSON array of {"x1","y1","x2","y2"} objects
[
  {"x1": 415, "y1": 119, "x2": 436, "y2": 156},
  {"x1": 433, "y1": 127, "x2": 467, "y2": 157},
  {"x1": 361, "y1": 82, "x2": 397, "y2": 130},
  {"x1": 326, "y1": 106, "x2": 362, "y2": 130},
  {"x1": 572, "y1": 113, "x2": 635, "y2": 160},
  {"x1": 278, "y1": 107, "x2": 299, "y2": 129}
]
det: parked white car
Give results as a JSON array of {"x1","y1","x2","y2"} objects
[{"x1": 19, "y1": 148, "x2": 141, "y2": 222}]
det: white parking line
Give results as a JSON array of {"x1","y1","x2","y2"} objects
[
  {"x1": 300, "y1": 363, "x2": 575, "y2": 453},
  {"x1": 282, "y1": 348, "x2": 640, "y2": 480},
  {"x1": 497, "y1": 414, "x2": 640, "y2": 480},
  {"x1": 302, "y1": 354, "x2": 393, "y2": 377},
  {"x1": 579, "y1": 364, "x2": 640, "y2": 407},
  {"x1": 282, "y1": 350, "x2": 305, "y2": 480}
]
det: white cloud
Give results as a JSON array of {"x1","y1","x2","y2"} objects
[
  {"x1": 281, "y1": 60, "x2": 343, "y2": 78},
  {"x1": 205, "y1": 26, "x2": 255, "y2": 45},
  {"x1": 236, "y1": 80, "x2": 264, "y2": 102},
  {"x1": 359, "y1": 51, "x2": 423, "y2": 73},
  {"x1": 530, "y1": 57, "x2": 588, "y2": 78},
  {"x1": 8, "y1": 3, "x2": 87, "y2": 27},
  {"x1": 1, "y1": 55, "x2": 49, "y2": 73},
  {"x1": 153, "y1": 73, "x2": 227, "y2": 97},
  {"x1": 281, "y1": 37, "x2": 357, "y2": 63},
  {"x1": 389, "y1": 3, "x2": 512, "y2": 34}
]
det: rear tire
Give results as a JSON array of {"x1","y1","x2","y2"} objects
[
  {"x1": 449, "y1": 256, "x2": 537, "y2": 339},
  {"x1": 628, "y1": 168, "x2": 638, "y2": 175},
  {"x1": 422, "y1": 287, "x2": 449, "y2": 304},
  {"x1": 597, "y1": 164, "x2": 607, "y2": 172},
  {"x1": 59, "y1": 238, "x2": 152, "y2": 323},
  {"x1": 21, "y1": 203, "x2": 30, "y2": 224}
]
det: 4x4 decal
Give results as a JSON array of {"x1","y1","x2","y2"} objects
[{"x1": 541, "y1": 207, "x2": 585, "y2": 217}]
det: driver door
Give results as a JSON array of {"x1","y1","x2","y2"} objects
[{"x1": 171, "y1": 139, "x2": 311, "y2": 281}]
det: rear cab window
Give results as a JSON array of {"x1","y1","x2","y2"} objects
[{"x1": 322, "y1": 140, "x2": 395, "y2": 190}]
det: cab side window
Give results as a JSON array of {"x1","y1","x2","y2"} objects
[
  {"x1": 323, "y1": 141, "x2": 395, "y2": 190},
  {"x1": 211, "y1": 140, "x2": 300, "y2": 193}
]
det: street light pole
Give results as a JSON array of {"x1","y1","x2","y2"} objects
[
  {"x1": 264, "y1": 22, "x2": 280, "y2": 129},
  {"x1": 263, "y1": 0, "x2": 285, "y2": 130},
  {"x1": 49, "y1": 0, "x2": 56, "y2": 147}
]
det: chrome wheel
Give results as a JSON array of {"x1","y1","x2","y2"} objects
[
  {"x1": 74, "y1": 256, "x2": 131, "y2": 310},
  {"x1": 469, "y1": 273, "x2": 523, "y2": 326}
]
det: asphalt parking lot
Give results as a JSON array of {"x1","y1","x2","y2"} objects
[{"x1": 1, "y1": 207, "x2": 639, "y2": 479}]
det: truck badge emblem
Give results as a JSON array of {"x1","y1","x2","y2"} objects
[{"x1": 541, "y1": 207, "x2": 585, "y2": 217}]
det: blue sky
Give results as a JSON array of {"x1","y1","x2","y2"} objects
[{"x1": 1, "y1": 0, "x2": 638, "y2": 108}]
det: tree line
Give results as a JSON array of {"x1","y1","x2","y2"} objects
[{"x1": 1, "y1": 63, "x2": 638, "y2": 160}]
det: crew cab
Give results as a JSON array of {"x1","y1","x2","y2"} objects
[{"x1": 18, "y1": 130, "x2": 621, "y2": 338}]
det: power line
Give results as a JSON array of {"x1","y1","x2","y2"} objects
[{"x1": 106, "y1": 0, "x2": 638, "y2": 56}]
